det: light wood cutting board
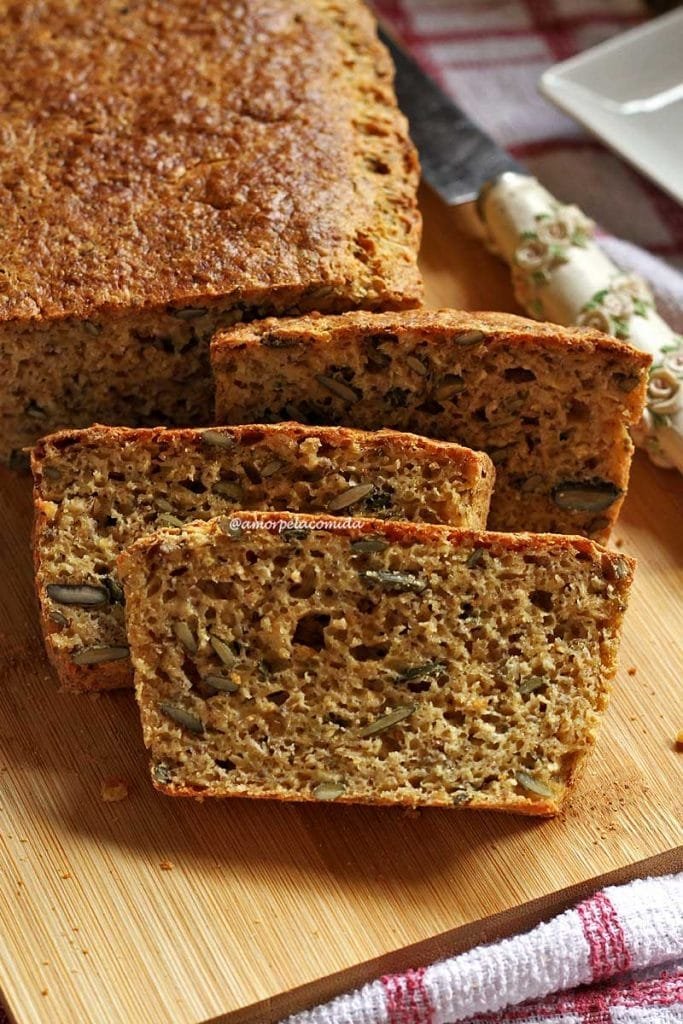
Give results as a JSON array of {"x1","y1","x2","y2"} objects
[{"x1": 0, "y1": 189, "x2": 681, "y2": 1024}]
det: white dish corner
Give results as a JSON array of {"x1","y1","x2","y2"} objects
[{"x1": 539, "y1": 7, "x2": 683, "y2": 204}]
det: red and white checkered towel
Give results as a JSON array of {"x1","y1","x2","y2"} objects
[
  {"x1": 373, "y1": 0, "x2": 683, "y2": 333},
  {"x1": 285, "y1": 871, "x2": 683, "y2": 1024}
]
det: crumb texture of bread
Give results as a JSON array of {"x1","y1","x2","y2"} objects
[
  {"x1": 0, "y1": 0, "x2": 421, "y2": 461},
  {"x1": 212, "y1": 309, "x2": 651, "y2": 542},
  {"x1": 118, "y1": 512, "x2": 634, "y2": 815},
  {"x1": 32, "y1": 424, "x2": 492, "y2": 692}
]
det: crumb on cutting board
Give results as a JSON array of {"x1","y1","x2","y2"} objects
[
  {"x1": 627, "y1": 666, "x2": 637, "y2": 676},
  {"x1": 675, "y1": 731, "x2": 683, "y2": 749},
  {"x1": 159, "y1": 860, "x2": 173, "y2": 872},
  {"x1": 101, "y1": 777, "x2": 129, "y2": 802}
]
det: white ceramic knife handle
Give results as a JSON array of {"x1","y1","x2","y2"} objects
[{"x1": 479, "y1": 172, "x2": 683, "y2": 473}]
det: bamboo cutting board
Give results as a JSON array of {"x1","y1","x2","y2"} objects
[{"x1": 0, "y1": 190, "x2": 681, "y2": 1024}]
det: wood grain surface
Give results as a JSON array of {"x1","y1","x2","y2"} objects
[{"x1": 0, "y1": 189, "x2": 681, "y2": 1024}]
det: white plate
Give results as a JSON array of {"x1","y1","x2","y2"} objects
[{"x1": 540, "y1": 8, "x2": 683, "y2": 204}]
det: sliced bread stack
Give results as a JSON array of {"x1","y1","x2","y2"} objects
[
  {"x1": 12, "y1": 3, "x2": 645, "y2": 816},
  {"x1": 31, "y1": 308, "x2": 647, "y2": 814}
]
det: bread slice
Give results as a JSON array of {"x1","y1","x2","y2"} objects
[
  {"x1": 32, "y1": 423, "x2": 493, "y2": 693},
  {"x1": 211, "y1": 309, "x2": 650, "y2": 542},
  {"x1": 117, "y1": 511, "x2": 634, "y2": 815},
  {"x1": 1, "y1": 0, "x2": 421, "y2": 465}
]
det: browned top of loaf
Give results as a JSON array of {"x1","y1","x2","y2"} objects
[
  {"x1": 0, "y1": 0, "x2": 421, "y2": 324},
  {"x1": 213, "y1": 308, "x2": 652, "y2": 371}
]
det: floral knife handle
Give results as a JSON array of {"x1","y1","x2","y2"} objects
[{"x1": 478, "y1": 172, "x2": 683, "y2": 472}]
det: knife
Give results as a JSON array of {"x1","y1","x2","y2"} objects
[
  {"x1": 380, "y1": 28, "x2": 524, "y2": 203},
  {"x1": 380, "y1": 27, "x2": 683, "y2": 474}
]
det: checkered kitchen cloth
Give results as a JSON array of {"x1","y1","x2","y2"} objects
[
  {"x1": 372, "y1": 0, "x2": 683, "y2": 332},
  {"x1": 286, "y1": 872, "x2": 683, "y2": 1024}
]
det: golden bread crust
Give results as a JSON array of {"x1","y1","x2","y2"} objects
[
  {"x1": 32, "y1": 421, "x2": 491, "y2": 480},
  {"x1": 214, "y1": 308, "x2": 653, "y2": 368},
  {"x1": 0, "y1": 0, "x2": 421, "y2": 324},
  {"x1": 122, "y1": 509, "x2": 636, "y2": 570}
]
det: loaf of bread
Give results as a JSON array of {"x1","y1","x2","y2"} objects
[
  {"x1": 32, "y1": 423, "x2": 493, "y2": 693},
  {"x1": 211, "y1": 309, "x2": 650, "y2": 542},
  {"x1": 1, "y1": 0, "x2": 422, "y2": 465},
  {"x1": 118, "y1": 511, "x2": 634, "y2": 815}
]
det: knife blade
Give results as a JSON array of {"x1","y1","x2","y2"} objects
[{"x1": 379, "y1": 26, "x2": 525, "y2": 204}]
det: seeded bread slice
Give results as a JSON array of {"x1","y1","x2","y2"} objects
[
  {"x1": 31, "y1": 423, "x2": 493, "y2": 693},
  {"x1": 211, "y1": 309, "x2": 650, "y2": 542},
  {"x1": 117, "y1": 511, "x2": 634, "y2": 815}
]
